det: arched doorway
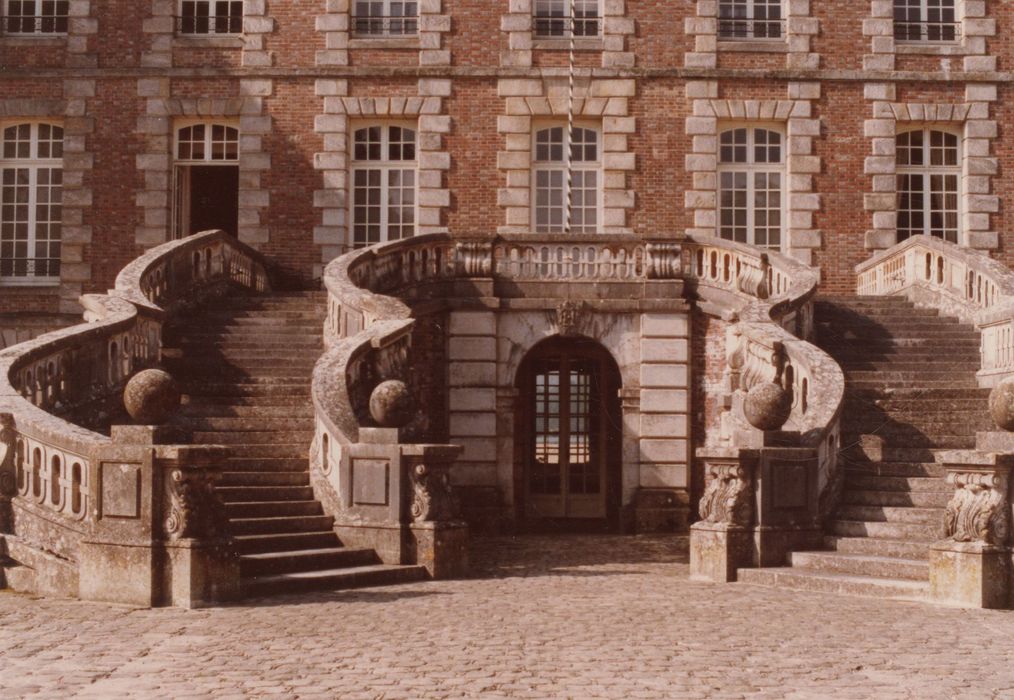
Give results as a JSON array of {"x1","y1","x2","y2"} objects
[{"x1": 514, "y1": 336, "x2": 623, "y2": 531}]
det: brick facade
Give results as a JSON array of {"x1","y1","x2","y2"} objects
[{"x1": 2, "y1": 0, "x2": 1012, "y2": 299}]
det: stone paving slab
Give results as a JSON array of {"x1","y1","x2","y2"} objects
[{"x1": 1, "y1": 535, "x2": 1014, "y2": 699}]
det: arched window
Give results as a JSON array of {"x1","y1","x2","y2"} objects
[
  {"x1": 177, "y1": 1, "x2": 243, "y2": 35},
  {"x1": 896, "y1": 128, "x2": 960, "y2": 243},
  {"x1": 894, "y1": 0, "x2": 957, "y2": 42},
  {"x1": 532, "y1": 125, "x2": 600, "y2": 234},
  {"x1": 1, "y1": 122, "x2": 62, "y2": 282},
  {"x1": 352, "y1": 1, "x2": 418, "y2": 36},
  {"x1": 3, "y1": 0, "x2": 68, "y2": 34},
  {"x1": 533, "y1": 0, "x2": 600, "y2": 38},
  {"x1": 718, "y1": 127, "x2": 784, "y2": 250},
  {"x1": 351, "y1": 124, "x2": 417, "y2": 247},
  {"x1": 718, "y1": 0, "x2": 783, "y2": 40},
  {"x1": 176, "y1": 123, "x2": 239, "y2": 162}
]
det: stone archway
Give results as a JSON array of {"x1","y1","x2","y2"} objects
[{"x1": 512, "y1": 335, "x2": 623, "y2": 531}]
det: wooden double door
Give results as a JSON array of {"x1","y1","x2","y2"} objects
[{"x1": 517, "y1": 338, "x2": 621, "y2": 525}]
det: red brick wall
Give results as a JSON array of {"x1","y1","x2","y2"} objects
[{"x1": 0, "y1": 2, "x2": 1010, "y2": 296}]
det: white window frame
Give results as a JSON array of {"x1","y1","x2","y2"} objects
[
  {"x1": 896, "y1": 127, "x2": 962, "y2": 244},
  {"x1": 531, "y1": 122, "x2": 602, "y2": 234},
  {"x1": 177, "y1": 0, "x2": 244, "y2": 36},
  {"x1": 172, "y1": 120, "x2": 239, "y2": 240},
  {"x1": 717, "y1": 0, "x2": 784, "y2": 41},
  {"x1": 893, "y1": 0, "x2": 959, "y2": 43},
  {"x1": 351, "y1": 1, "x2": 418, "y2": 37},
  {"x1": 349, "y1": 122, "x2": 418, "y2": 248},
  {"x1": 0, "y1": 121, "x2": 63, "y2": 286},
  {"x1": 532, "y1": 0, "x2": 601, "y2": 39},
  {"x1": 717, "y1": 125, "x2": 786, "y2": 251},
  {"x1": 2, "y1": 0, "x2": 69, "y2": 35}
]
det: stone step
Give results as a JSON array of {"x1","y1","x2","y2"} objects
[
  {"x1": 229, "y1": 514, "x2": 335, "y2": 536},
  {"x1": 836, "y1": 504, "x2": 943, "y2": 525},
  {"x1": 180, "y1": 404, "x2": 315, "y2": 418},
  {"x1": 846, "y1": 473, "x2": 950, "y2": 493},
  {"x1": 233, "y1": 531, "x2": 341, "y2": 555},
  {"x1": 824, "y1": 536, "x2": 931, "y2": 561},
  {"x1": 181, "y1": 377, "x2": 312, "y2": 390},
  {"x1": 845, "y1": 461, "x2": 947, "y2": 478},
  {"x1": 869, "y1": 399, "x2": 989, "y2": 412},
  {"x1": 242, "y1": 564, "x2": 428, "y2": 599},
  {"x1": 844, "y1": 451, "x2": 951, "y2": 470},
  {"x1": 817, "y1": 306, "x2": 943, "y2": 317},
  {"x1": 183, "y1": 394, "x2": 312, "y2": 407},
  {"x1": 850, "y1": 387, "x2": 991, "y2": 400},
  {"x1": 190, "y1": 317, "x2": 323, "y2": 328},
  {"x1": 736, "y1": 567, "x2": 928, "y2": 600},
  {"x1": 829, "y1": 519, "x2": 940, "y2": 541},
  {"x1": 185, "y1": 416, "x2": 313, "y2": 432},
  {"x1": 844, "y1": 380, "x2": 980, "y2": 391},
  {"x1": 240, "y1": 547, "x2": 380, "y2": 577},
  {"x1": 170, "y1": 338, "x2": 324, "y2": 349},
  {"x1": 842, "y1": 489, "x2": 950, "y2": 508},
  {"x1": 787, "y1": 551, "x2": 929, "y2": 581},
  {"x1": 838, "y1": 362, "x2": 981, "y2": 373},
  {"x1": 845, "y1": 418, "x2": 994, "y2": 434},
  {"x1": 844, "y1": 434, "x2": 976, "y2": 449},
  {"x1": 169, "y1": 347, "x2": 323, "y2": 359},
  {"x1": 199, "y1": 310, "x2": 324, "y2": 320},
  {"x1": 227, "y1": 444, "x2": 310, "y2": 458},
  {"x1": 226, "y1": 500, "x2": 324, "y2": 519},
  {"x1": 192, "y1": 430, "x2": 314, "y2": 444},
  {"x1": 172, "y1": 330, "x2": 324, "y2": 342},
  {"x1": 177, "y1": 367, "x2": 316, "y2": 379},
  {"x1": 219, "y1": 471, "x2": 310, "y2": 487},
  {"x1": 219, "y1": 457, "x2": 309, "y2": 472},
  {"x1": 218, "y1": 485, "x2": 316, "y2": 503},
  {"x1": 844, "y1": 370, "x2": 980, "y2": 381},
  {"x1": 167, "y1": 354, "x2": 319, "y2": 367}
]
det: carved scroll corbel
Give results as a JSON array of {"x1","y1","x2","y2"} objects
[
  {"x1": 699, "y1": 460, "x2": 753, "y2": 527},
  {"x1": 944, "y1": 469, "x2": 1011, "y2": 546},
  {"x1": 410, "y1": 461, "x2": 458, "y2": 523},
  {"x1": 164, "y1": 468, "x2": 229, "y2": 541}
]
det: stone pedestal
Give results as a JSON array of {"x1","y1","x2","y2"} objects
[
  {"x1": 162, "y1": 540, "x2": 240, "y2": 608},
  {"x1": 689, "y1": 522, "x2": 753, "y2": 583},
  {"x1": 409, "y1": 521, "x2": 469, "y2": 579},
  {"x1": 79, "y1": 540, "x2": 158, "y2": 606},
  {"x1": 930, "y1": 541, "x2": 1010, "y2": 609}
]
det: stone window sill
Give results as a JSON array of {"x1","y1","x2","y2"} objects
[
  {"x1": 717, "y1": 39, "x2": 788, "y2": 53},
  {"x1": 349, "y1": 37, "x2": 420, "y2": 49},
  {"x1": 531, "y1": 38, "x2": 603, "y2": 51},
  {"x1": 0, "y1": 279, "x2": 60, "y2": 288},
  {"x1": 896, "y1": 42, "x2": 965, "y2": 56},
  {"x1": 0, "y1": 35, "x2": 64, "y2": 45},
  {"x1": 173, "y1": 35, "x2": 245, "y2": 48}
]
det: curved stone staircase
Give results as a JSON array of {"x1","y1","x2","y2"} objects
[
  {"x1": 163, "y1": 290, "x2": 426, "y2": 598},
  {"x1": 738, "y1": 295, "x2": 992, "y2": 599}
]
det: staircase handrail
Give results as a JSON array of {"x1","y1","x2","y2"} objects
[
  {"x1": 682, "y1": 236, "x2": 844, "y2": 449},
  {"x1": 855, "y1": 234, "x2": 1014, "y2": 385},
  {"x1": 0, "y1": 230, "x2": 271, "y2": 559}
]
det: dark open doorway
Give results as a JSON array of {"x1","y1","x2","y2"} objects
[{"x1": 173, "y1": 165, "x2": 239, "y2": 238}]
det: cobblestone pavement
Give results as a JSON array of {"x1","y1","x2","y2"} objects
[{"x1": 2, "y1": 535, "x2": 1014, "y2": 699}]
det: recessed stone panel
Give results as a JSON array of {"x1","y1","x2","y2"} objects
[
  {"x1": 99, "y1": 462, "x2": 142, "y2": 520},
  {"x1": 351, "y1": 459, "x2": 390, "y2": 506}
]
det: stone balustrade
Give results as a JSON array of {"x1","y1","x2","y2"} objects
[
  {"x1": 856, "y1": 233, "x2": 1014, "y2": 387},
  {"x1": 685, "y1": 236, "x2": 845, "y2": 582},
  {"x1": 0, "y1": 229, "x2": 267, "y2": 607}
]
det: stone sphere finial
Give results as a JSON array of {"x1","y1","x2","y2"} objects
[
  {"x1": 124, "y1": 369, "x2": 181, "y2": 425},
  {"x1": 989, "y1": 377, "x2": 1014, "y2": 431},
  {"x1": 369, "y1": 379, "x2": 415, "y2": 428},
  {"x1": 743, "y1": 382, "x2": 792, "y2": 431}
]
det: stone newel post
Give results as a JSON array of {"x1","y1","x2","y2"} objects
[
  {"x1": 930, "y1": 450, "x2": 1012, "y2": 609},
  {"x1": 690, "y1": 453, "x2": 755, "y2": 582}
]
